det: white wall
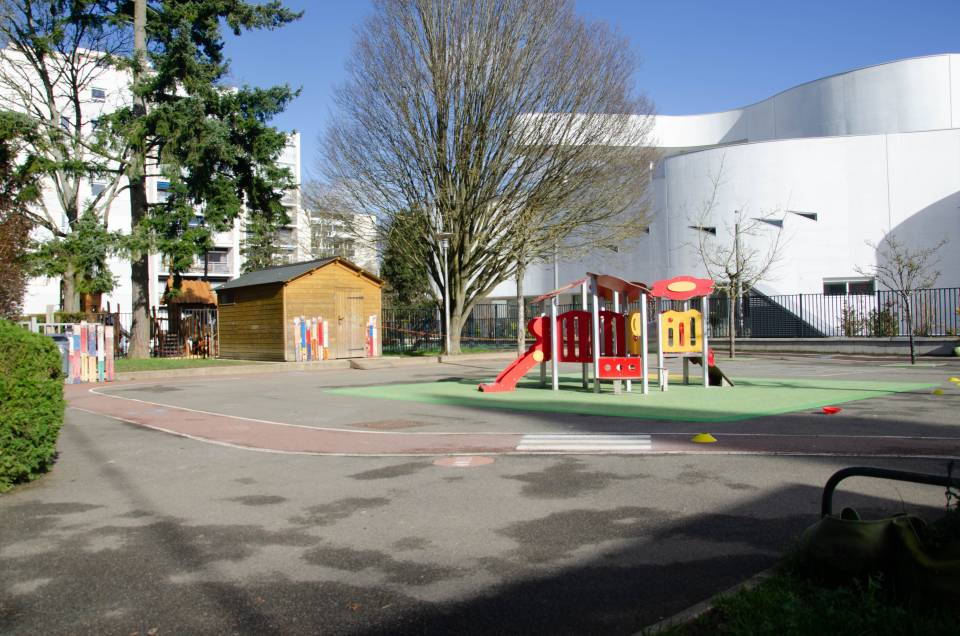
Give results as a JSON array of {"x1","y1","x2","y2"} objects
[{"x1": 493, "y1": 55, "x2": 960, "y2": 300}]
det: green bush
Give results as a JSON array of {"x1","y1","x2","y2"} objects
[{"x1": 0, "y1": 320, "x2": 65, "y2": 492}]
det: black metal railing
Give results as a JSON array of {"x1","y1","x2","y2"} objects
[{"x1": 382, "y1": 286, "x2": 960, "y2": 353}]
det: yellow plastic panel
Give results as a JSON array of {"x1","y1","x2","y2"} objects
[{"x1": 660, "y1": 309, "x2": 702, "y2": 353}]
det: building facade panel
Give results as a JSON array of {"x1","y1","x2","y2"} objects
[{"x1": 502, "y1": 55, "x2": 960, "y2": 302}]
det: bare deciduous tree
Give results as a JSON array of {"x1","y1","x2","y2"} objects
[
  {"x1": 857, "y1": 234, "x2": 947, "y2": 364},
  {"x1": 691, "y1": 159, "x2": 785, "y2": 358},
  {"x1": 324, "y1": 0, "x2": 656, "y2": 353}
]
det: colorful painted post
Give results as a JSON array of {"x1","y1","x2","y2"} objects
[
  {"x1": 367, "y1": 314, "x2": 378, "y2": 357},
  {"x1": 96, "y1": 324, "x2": 105, "y2": 382},
  {"x1": 105, "y1": 326, "x2": 115, "y2": 381},
  {"x1": 69, "y1": 325, "x2": 81, "y2": 384},
  {"x1": 322, "y1": 319, "x2": 329, "y2": 359},
  {"x1": 292, "y1": 317, "x2": 300, "y2": 361},
  {"x1": 79, "y1": 322, "x2": 89, "y2": 383}
]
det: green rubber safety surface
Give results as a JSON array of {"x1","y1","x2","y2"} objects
[{"x1": 326, "y1": 375, "x2": 937, "y2": 422}]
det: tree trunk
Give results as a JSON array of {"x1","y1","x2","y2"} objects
[
  {"x1": 61, "y1": 264, "x2": 80, "y2": 313},
  {"x1": 728, "y1": 292, "x2": 736, "y2": 359},
  {"x1": 515, "y1": 265, "x2": 525, "y2": 356},
  {"x1": 127, "y1": 0, "x2": 150, "y2": 359},
  {"x1": 448, "y1": 309, "x2": 464, "y2": 355}
]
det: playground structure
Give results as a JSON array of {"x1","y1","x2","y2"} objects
[{"x1": 478, "y1": 273, "x2": 732, "y2": 394}]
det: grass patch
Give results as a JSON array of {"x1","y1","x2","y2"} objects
[
  {"x1": 327, "y1": 374, "x2": 936, "y2": 422},
  {"x1": 115, "y1": 358, "x2": 265, "y2": 373},
  {"x1": 662, "y1": 569, "x2": 959, "y2": 635}
]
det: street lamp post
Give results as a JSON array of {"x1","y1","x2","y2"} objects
[{"x1": 438, "y1": 232, "x2": 453, "y2": 355}]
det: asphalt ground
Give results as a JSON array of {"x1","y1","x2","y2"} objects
[
  {"x1": 95, "y1": 354, "x2": 960, "y2": 438},
  {"x1": 2, "y1": 354, "x2": 960, "y2": 634}
]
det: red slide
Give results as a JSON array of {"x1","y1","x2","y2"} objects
[
  {"x1": 689, "y1": 348, "x2": 735, "y2": 387},
  {"x1": 478, "y1": 343, "x2": 546, "y2": 392},
  {"x1": 479, "y1": 317, "x2": 548, "y2": 393}
]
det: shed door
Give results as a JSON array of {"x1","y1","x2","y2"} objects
[{"x1": 334, "y1": 288, "x2": 366, "y2": 358}]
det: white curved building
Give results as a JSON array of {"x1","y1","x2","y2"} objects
[{"x1": 498, "y1": 54, "x2": 960, "y2": 304}]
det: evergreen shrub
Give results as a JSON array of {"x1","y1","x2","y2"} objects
[{"x1": 0, "y1": 320, "x2": 64, "y2": 492}]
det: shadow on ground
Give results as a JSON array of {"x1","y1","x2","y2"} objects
[{"x1": 1, "y1": 420, "x2": 951, "y2": 635}]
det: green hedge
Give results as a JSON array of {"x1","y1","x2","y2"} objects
[{"x1": 0, "y1": 320, "x2": 65, "y2": 492}]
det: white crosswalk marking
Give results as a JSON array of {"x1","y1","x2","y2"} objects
[{"x1": 516, "y1": 434, "x2": 652, "y2": 453}]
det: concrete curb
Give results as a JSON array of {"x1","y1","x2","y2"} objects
[
  {"x1": 639, "y1": 566, "x2": 776, "y2": 634},
  {"x1": 115, "y1": 359, "x2": 350, "y2": 381},
  {"x1": 350, "y1": 357, "x2": 440, "y2": 369},
  {"x1": 439, "y1": 352, "x2": 516, "y2": 363},
  {"x1": 353, "y1": 351, "x2": 515, "y2": 369}
]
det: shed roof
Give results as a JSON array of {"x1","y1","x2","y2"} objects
[
  {"x1": 216, "y1": 257, "x2": 383, "y2": 292},
  {"x1": 163, "y1": 278, "x2": 218, "y2": 305}
]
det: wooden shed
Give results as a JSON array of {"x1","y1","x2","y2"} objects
[{"x1": 216, "y1": 257, "x2": 383, "y2": 361}]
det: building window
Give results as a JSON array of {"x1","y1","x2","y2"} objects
[
  {"x1": 91, "y1": 182, "x2": 106, "y2": 197},
  {"x1": 823, "y1": 279, "x2": 875, "y2": 296},
  {"x1": 91, "y1": 87, "x2": 106, "y2": 101},
  {"x1": 90, "y1": 118, "x2": 100, "y2": 131},
  {"x1": 847, "y1": 280, "x2": 875, "y2": 295},
  {"x1": 60, "y1": 115, "x2": 70, "y2": 131},
  {"x1": 156, "y1": 180, "x2": 170, "y2": 202}
]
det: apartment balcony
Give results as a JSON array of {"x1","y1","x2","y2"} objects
[{"x1": 158, "y1": 259, "x2": 232, "y2": 277}]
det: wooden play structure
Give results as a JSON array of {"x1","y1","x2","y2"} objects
[{"x1": 479, "y1": 273, "x2": 732, "y2": 394}]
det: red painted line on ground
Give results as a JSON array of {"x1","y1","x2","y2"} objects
[
  {"x1": 65, "y1": 384, "x2": 960, "y2": 459},
  {"x1": 67, "y1": 384, "x2": 522, "y2": 456}
]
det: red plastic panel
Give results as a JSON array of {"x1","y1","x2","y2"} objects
[
  {"x1": 597, "y1": 357, "x2": 643, "y2": 379},
  {"x1": 558, "y1": 310, "x2": 592, "y2": 362},
  {"x1": 600, "y1": 311, "x2": 626, "y2": 356},
  {"x1": 650, "y1": 276, "x2": 714, "y2": 301}
]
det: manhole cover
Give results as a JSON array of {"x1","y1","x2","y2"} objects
[
  {"x1": 353, "y1": 419, "x2": 426, "y2": 430},
  {"x1": 434, "y1": 456, "x2": 495, "y2": 468}
]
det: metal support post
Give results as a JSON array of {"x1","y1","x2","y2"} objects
[
  {"x1": 591, "y1": 277, "x2": 601, "y2": 394},
  {"x1": 581, "y1": 281, "x2": 589, "y2": 389},
  {"x1": 539, "y1": 311, "x2": 546, "y2": 386},
  {"x1": 612, "y1": 291, "x2": 622, "y2": 395},
  {"x1": 657, "y1": 312, "x2": 666, "y2": 391},
  {"x1": 641, "y1": 293, "x2": 648, "y2": 395},
  {"x1": 702, "y1": 296, "x2": 710, "y2": 388},
  {"x1": 550, "y1": 296, "x2": 559, "y2": 391}
]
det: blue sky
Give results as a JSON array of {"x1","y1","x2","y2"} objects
[{"x1": 223, "y1": 0, "x2": 960, "y2": 179}]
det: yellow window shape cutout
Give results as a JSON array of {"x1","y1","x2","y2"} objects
[
  {"x1": 660, "y1": 309, "x2": 703, "y2": 354},
  {"x1": 628, "y1": 310, "x2": 643, "y2": 355}
]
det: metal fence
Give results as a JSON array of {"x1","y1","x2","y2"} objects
[
  {"x1": 738, "y1": 287, "x2": 960, "y2": 338},
  {"x1": 21, "y1": 307, "x2": 219, "y2": 359},
  {"x1": 382, "y1": 286, "x2": 960, "y2": 353}
]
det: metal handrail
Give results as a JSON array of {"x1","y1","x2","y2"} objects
[{"x1": 821, "y1": 465, "x2": 960, "y2": 518}]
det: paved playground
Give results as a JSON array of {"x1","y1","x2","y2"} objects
[{"x1": 2, "y1": 354, "x2": 960, "y2": 633}]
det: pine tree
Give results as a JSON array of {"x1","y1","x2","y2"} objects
[{"x1": 114, "y1": 0, "x2": 301, "y2": 357}]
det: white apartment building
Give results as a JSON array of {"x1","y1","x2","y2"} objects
[{"x1": 3, "y1": 47, "x2": 310, "y2": 315}]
